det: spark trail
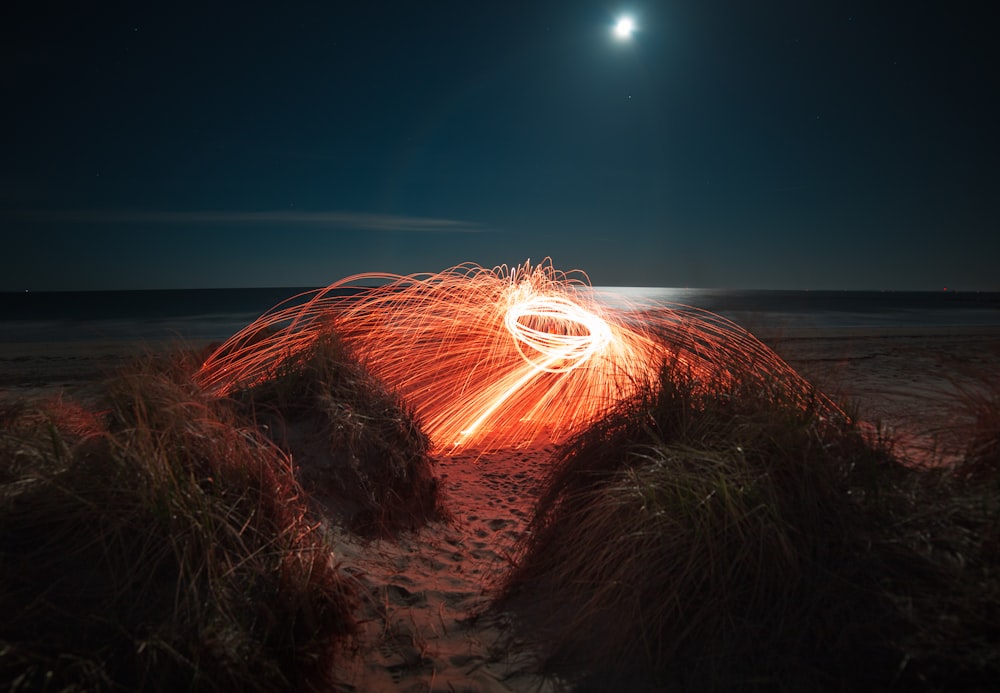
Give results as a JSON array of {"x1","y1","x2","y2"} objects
[{"x1": 196, "y1": 260, "x2": 838, "y2": 453}]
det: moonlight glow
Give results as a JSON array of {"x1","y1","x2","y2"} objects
[{"x1": 613, "y1": 16, "x2": 635, "y2": 40}]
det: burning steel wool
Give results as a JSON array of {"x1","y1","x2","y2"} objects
[{"x1": 196, "y1": 259, "x2": 836, "y2": 452}]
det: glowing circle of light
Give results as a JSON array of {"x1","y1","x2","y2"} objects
[
  {"x1": 613, "y1": 16, "x2": 635, "y2": 39},
  {"x1": 504, "y1": 295, "x2": 612, "y2": 373},
  {"x1": 195, "y1": 259, "x2": 842, "y2": 454}
]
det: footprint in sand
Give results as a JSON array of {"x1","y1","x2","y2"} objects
[
  {"x1": 449, "y1": 653, "x2": 486, "y2": 668},
  {"x1": 385, "y1": 583, "x2": 426, "y2": 607}
]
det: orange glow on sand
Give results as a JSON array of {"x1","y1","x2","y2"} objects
[{"x1": 196, "y1": 259, "x2": 839, "y2": 453}]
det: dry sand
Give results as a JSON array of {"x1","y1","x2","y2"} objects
[
  {"x1": 332, "y1": 445, "x2": 559, "y2": 692},
  {"x1": 0, "y1": 338, "x2": 202, "y2": 398},
  {"x1": 1, "y1": 326, "x2": 998, "y2": 690},
  {"x1": 762, "y1": 327, "x2": 1000, "y2": 465}
]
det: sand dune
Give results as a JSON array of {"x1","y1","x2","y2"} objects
[{"x1": 2, "y1": 328, "x2": 998, "y2": 689}]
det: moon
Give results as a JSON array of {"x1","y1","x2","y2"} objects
[{"x1": 613, "y1": 16, "x2": 635, "y2": 40}]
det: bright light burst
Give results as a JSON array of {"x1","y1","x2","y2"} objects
[
  {"x1": 196, "y1": 259, "x2": 839, "y2": 453},
  {"x1": 613, "y1": 16, "x2": 635, "y2": 40}
]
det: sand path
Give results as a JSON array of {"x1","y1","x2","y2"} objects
[{"x1": 332, "y1": 445, "x2": 560, "y2": 692}]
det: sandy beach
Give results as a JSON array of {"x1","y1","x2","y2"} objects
[
  {"x1": 2, "y1": 325, "x2": 998, "y2": 690},
  {"x1": 763, "y1": 327, "x2": 1000, "y2": 464}
]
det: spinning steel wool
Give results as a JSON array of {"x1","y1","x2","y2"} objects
[{"x1": 197, "y1": 260, "x2": 835, "y2": 452}]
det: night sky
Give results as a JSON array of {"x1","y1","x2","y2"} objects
[{"x1": 3, "y1": 1, "x2": 997, "y2": 291}]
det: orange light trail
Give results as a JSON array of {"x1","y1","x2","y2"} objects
[{"x1": 196, "y1": 259, "x2": 839, "y2": 453}]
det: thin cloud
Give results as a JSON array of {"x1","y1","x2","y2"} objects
[{"x1": 19, "y1": 209, "x2": 485, "y2": 233}]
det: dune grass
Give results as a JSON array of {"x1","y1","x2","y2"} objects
[
  {"x1": 949, "y1": 371, "x2": 1000, "y2": 478},
  {"x1": 0, "y1": 353, "x2": 361, "y2": 691},
  {"x1": 4, "y1": 326, "x2": 996, "y2": 690},
  {"x1": 231, "y1": 331, "x2": 445, "y2": 535},
  {"x1": 497, "y1": 362, "x2": 1000, "y2": 690},
  {"x1": 0, "y1": 329, "x2": 446, "y2": 690}
]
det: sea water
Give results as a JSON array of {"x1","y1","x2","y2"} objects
[
  {"x1": 0, "y1": 288, "x2": 322, "y2": 344},
  {"x1": 1, "y1": 287, "x2": 999, "y2": 344},
  {"x1": 596, "y1": 287, "x2": 1000, "y2": 333}
]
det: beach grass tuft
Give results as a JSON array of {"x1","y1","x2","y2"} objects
[
  {"x1": 0, "y1": 354, "x2": 357, "y2": 692},
  {"x1": 232, "y1": 331, "x2": 445, "y2": 535},
  {"x1": 950, "y1": 371, "x2": 1000, "y2": 478},
  {"x1": 498, "y1": 361, "x2": 1000, "y2": 690}
]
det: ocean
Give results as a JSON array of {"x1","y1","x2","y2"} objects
[{"x1": 2, "y1": 287, "x2": 999, "y2": 344}]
